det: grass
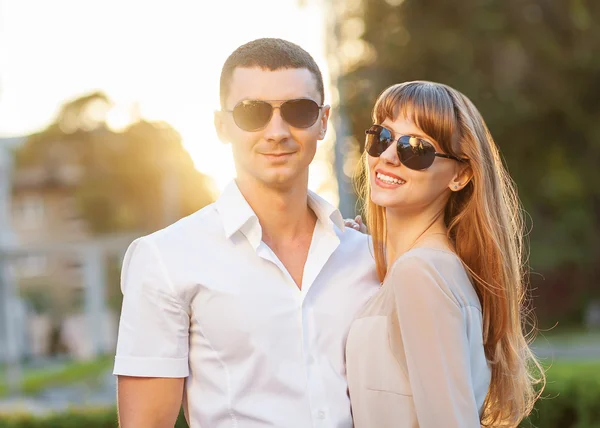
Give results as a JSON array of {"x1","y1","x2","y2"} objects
[
  {"x1": 0, "y1": 355, "x2": 113, "y2": 398},
  {"x1": 542, "y1": 359, "x2": 600, "y2": 382},
  {"x1": 533, "y1": 326, "x2": 600, "y2": 346}
]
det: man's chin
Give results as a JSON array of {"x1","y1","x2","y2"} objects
[{"x1": 260, "y1": 169, "x2": 303, "y2": 187}]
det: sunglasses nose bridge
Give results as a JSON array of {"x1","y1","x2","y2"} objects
[
  {"x1": 262, "y1": 105, "x2": 291, "y2": 139},
  {"x1": 380, "y1": 139, "x2": 402, "y2": 166}
]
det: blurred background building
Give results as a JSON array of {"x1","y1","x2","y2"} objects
[{"x1": 0, "y1": 0, "x2": 599, "y2": 426}]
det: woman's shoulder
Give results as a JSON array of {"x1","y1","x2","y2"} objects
[
  {"x1": 387, "y1": 247, "x2": 480, "y2": 309},
  {"x1": 391, "y1": 247, "x2": 463, "y2": 274}
]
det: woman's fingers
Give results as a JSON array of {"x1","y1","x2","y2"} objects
[
  {"x1": 344, "y1": 218, "x2": 361, "y2": 230},
  {"x1": 345, "y1": 215, "x2": 367, "y2": 233}
]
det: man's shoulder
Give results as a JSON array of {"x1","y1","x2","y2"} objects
[
  {"x1": 334, "y1": 227, "x2": 375, "y2": 265},
  {"x1": 337, "y1": 226, "x2": 372, "y2": 251},
  {"x1": 330, "y1": 228, "x2": 378, "y2": 287},
  {"x1": 142, "y1": 202, "x2": 223, "y2": 250}
]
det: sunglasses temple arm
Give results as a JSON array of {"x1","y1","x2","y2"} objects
[{"x1": 435, "y1": 153, "x2": 468, "y2": 162}]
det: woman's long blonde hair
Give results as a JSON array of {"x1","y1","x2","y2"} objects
[{"x1": 361, "y1": 81, "x2": 544, "y2": 427}]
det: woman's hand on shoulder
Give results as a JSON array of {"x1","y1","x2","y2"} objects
[{"x1": 344, "y1": 215, "x2": 367, "y2": 234}]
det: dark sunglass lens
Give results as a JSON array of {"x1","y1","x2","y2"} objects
[
  {"x1": 365, "y1": 126, "x2": 393, "y2": 157},
  {"x1": 397, "y1": 136, "x2": 436, "y2": 170},
  {"x1": 233, "y1": 101, "x2": 273, "y2": 131},
  {"x1": 280, "y1": 99, "x2": 320, "y2": 128}
]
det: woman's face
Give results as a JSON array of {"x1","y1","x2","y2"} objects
[{"x1": 368, "y1": 115, "x2": 461, "y2": 214}]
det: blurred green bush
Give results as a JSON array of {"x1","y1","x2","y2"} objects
[
  {"x1": 521, "y1": 361, "x2": 600, "y2": 428},
  {"x1": 0, "y1": 361, "x2": 598, "y2": 427},
  {"x1": 0, "y1": 408, "x2": 189, "y2": 428},
  {"x1": 0, "y1": 356, "x2": 112, "y2": 398}
]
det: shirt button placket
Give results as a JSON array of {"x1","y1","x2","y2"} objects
[{"x1": 304, "y1": 304, "x2": 328, "y2": 427}]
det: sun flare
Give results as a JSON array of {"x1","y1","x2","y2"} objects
[{"x1": 0, "y1": 0, "x2": 338, "y2": 204}]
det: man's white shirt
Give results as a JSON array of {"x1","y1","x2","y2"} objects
[{"x1": 114, "y1": 181, "x2": 379, "y2": 428}]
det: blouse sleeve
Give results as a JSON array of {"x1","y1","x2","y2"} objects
[{"x1": 389, "y1": 255, "x2": 481, "y2": 428}]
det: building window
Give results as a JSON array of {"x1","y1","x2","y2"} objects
[
  {"x1": 61, "y1": 196, "x2": 81, "y2": 221},
  {"x1": 18, "y1": 254, "x2": 48, "y2": 278},
  {"x1": 14, "y1": 195, "x2": 45, "y2": 229}
]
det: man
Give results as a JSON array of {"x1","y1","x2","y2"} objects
[{"x1": 114, "y1": 38, "x2": 379, "y2": 428}]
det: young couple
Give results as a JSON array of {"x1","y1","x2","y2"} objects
[{"x1": 113, "y1": 38, "x2": 543, "y2": 427}]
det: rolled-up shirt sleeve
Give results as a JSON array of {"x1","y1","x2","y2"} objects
[
  {"x1": 390, "y1": 256, "x2": 481, "y2": 428},
  {"x1": 113, "y1": 237, "x2": 190, "y2": 378}
]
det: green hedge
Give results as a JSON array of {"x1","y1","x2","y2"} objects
[
  {"x1": 1, "y1": 361, "x2": 598, "y2": 428},
  {"x1": 0, "y1": 356, "x2": 113, "y2": 398},
  {"x1": 0, "y1": 409, "x2": 118, "y2": 428},
  {"x1": 0, "y1": 408, "x2": 189, "y2": 428},
  {"x1": 521, "y1": 361, "x2": 600, "y2": 428}
]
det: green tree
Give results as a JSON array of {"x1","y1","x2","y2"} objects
[
  {"x1": 335, "y1": 0, "x2": 600, "y2": 325},
  {"x1": 15, "y1": 91, "x2": 216, "y2": 234}
]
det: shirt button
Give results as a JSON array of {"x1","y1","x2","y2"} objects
[{"x1": 317, "y1": 410, "x2": 326, "y2": 419}]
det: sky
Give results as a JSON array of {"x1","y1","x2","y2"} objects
[{"x1": 0, "y1": 0, "x2": 338, "y2": 198}]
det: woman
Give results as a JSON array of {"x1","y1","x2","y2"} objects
[{"x1": 345, "y1": 81, "x2": 544, "y2": 427}]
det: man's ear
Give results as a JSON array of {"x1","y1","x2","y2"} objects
[
  {"x1": 318, "y1": 105, "x2": 331, "y2": 141},
  {"x1": 214, "y1": 110, "x2": 230, "y2": 144},
  {"x1": 448, "y1": 163, "x2": 473, "y2": 192}
]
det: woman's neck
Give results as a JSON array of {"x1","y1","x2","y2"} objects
[{"x1": 385, "y1": 207, "x2": 451, "y2": 270}]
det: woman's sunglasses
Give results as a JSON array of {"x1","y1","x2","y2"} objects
[
  {"x1": 224, "y1": 98, "x2": 324, "y2": 132},
  {"x1": 365, "y1": 125, "x2": 468, "y2": 171}
]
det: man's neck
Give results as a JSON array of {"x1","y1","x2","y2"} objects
[{"x1": 235, "y1": 175, "x2": 315, "y2": 244}]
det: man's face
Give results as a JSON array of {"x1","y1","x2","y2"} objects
[{"x1": 215, "y1": 67, "x2": 330, "y2": 190}]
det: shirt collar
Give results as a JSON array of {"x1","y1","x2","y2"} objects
[
  {"x1": 307, "y1": 188, "x2": 346, "y2": 232},
  {"x1": 215, "y1": 180, "x2": 346, "y2": 243},
  {"x1": 214, "y1": 180, "x2": 259, "y2": 241}
]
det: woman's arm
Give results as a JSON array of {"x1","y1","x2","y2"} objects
[{"x1": 389, "y1": 256, "x2": 482, "y2": 428}]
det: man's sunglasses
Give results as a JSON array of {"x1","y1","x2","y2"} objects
[
  {"x1": 223, "y1": 98, "x2": 324, "y2": 132},
  {"x1": 365, "y1": 125, "x2": 468, "y2": 171}
]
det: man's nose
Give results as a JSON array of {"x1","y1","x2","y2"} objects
[{"x1": 262, "y1": 107, "x2": 291, "y2": 142}]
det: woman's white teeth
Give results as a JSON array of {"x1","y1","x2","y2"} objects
[{"x1": 377, "y1": 172, "x2": 405, "y2": 184}]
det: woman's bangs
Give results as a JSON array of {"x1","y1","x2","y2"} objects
[{"x1": 373, "y1": 82, "x2": 458, "y2": 152}]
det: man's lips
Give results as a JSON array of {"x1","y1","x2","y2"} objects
[{"x1": 261, "y1": 151, "x2": 296, "y2": 159}]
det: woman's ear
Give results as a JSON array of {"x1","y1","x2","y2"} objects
[{"x1": 448, "y1": 163, "x2": 473, "y2": 192}]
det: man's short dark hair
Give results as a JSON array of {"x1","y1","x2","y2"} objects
[{"x1": 220, "y1": 38, "x2": 325, "y2": 108}]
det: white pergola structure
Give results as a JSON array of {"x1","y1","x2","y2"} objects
[{"x1": 1, "y1": 141, "x2": 138, "y2": 395}]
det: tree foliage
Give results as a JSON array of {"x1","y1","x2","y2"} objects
[
  {"x1": 15, "y1": 92, "x2": 216, "y2": 234},
  {"x1": 336, "y1": 0, "x2": 600, "y2": 324}
]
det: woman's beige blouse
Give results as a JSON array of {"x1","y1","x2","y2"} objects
[{"x1": 346, "y1": 247, "x2": 491, "y2": 428}]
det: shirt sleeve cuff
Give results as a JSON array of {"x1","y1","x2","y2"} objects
[{"x1": 113, "y1": 356, "x2": 189, "y2": 378}]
